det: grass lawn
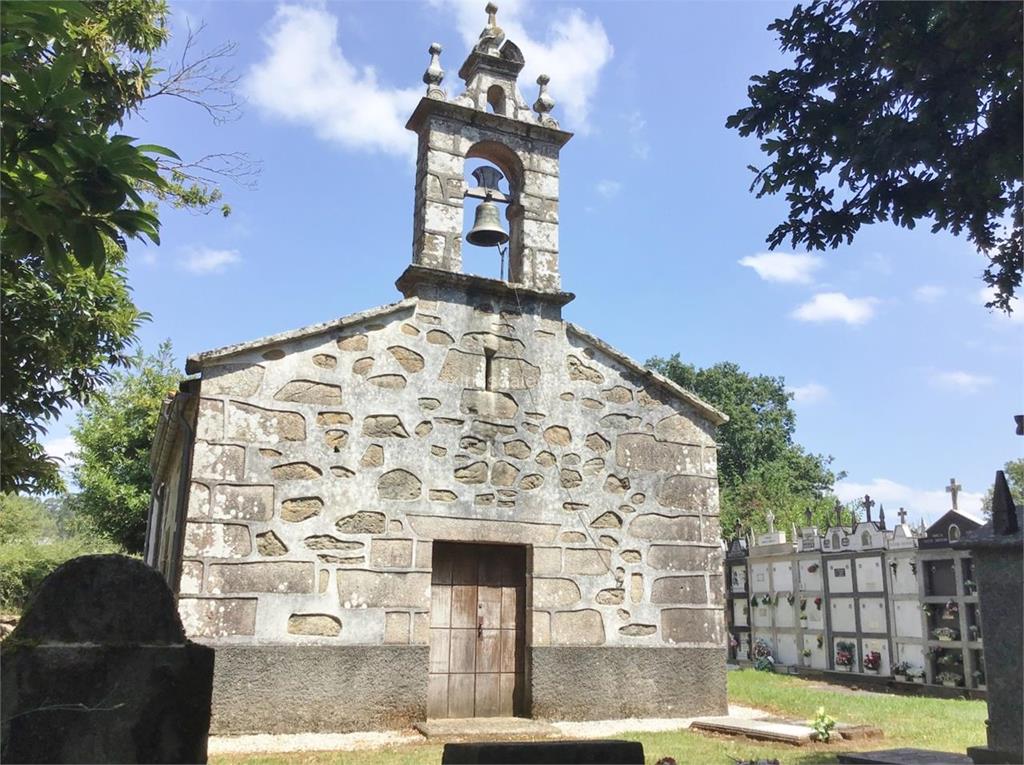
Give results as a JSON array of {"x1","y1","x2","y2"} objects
[{"x1": 211, "y1": 669, "x2": 987, "y2": 765}]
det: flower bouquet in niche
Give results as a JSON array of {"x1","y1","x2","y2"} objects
[
  {"x1": 937, "y1": 671, "x2": 962, "y2": 688},
  {"x1": 892, "y1": 660, "x2": 911, "y2": 682},
  {"x1": 752, "y1": 638, "x2": 775, "y2": 672},
  {"x1": 933, "y1": 626, "x2": 959, "y2": 642},
  {"x1": 863, "y1": 650, "x2": 882, "y2": 674},
  {"x1": 835, "y1": 641, "x2": 855, "y2": 671}
]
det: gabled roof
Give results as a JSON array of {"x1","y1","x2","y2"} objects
[
  {"x1": 183, "y1": 299, "x2": 417, "y2": 374},
  {"x1": 177, "y1": 295, "x2": 727, "y2": 428},
  {"x1": 925, "y1": 508, "x2": 983, "y2": 535},
  {"x1": 566, "y1": 322, "x2": 728, "y2": 426}
]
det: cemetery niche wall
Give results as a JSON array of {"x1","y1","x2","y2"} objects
[
  {"x1": 727, "y1": 491, "x2": 988, "y2": 692},
  {"x1": 145, "y1": 5, "x2": 729, "y2": 734}
]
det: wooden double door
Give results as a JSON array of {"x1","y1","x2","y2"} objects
[{"x1": 427, "y1": 542, "x2": 526, "y2": 718}]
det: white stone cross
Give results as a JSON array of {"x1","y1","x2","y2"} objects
[{"x1": 946, "y1": 478, "x2": 962, "y2": 510}]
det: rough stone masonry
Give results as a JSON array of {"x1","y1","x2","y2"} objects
[{"x1": 146, "y1": 4, "x2": 729, "y2": 733}]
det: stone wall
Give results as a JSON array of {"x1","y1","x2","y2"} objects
[{"x1": 178, "y1": 291, "x2": 725, "y2": 653}]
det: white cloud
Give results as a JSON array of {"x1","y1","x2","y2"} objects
[
  {"x1": 436, "y1": 0, "x2": 613, "y2": 132},
  {"x1": 788, "y1": 382, "x2": 829, "y2": 404},
  {"x1": 625, "y1": 111, "x2": 649, "y2": 159},
  {"x1": 976, "y1": 286, "x2": 1024, "y2": 322},
  {"x1": 836, "y1": 477, "x2": 984, "y2": 527},
  {"x1": 913, "y1": 284, "x2": 946, "y2": 303},
  {"x1": 930, "y1": 370, "x2": 993, "y2": 394},
  {"x1": 738, "y1": 252, "x2": 823, "y2": 284},
  {"x1": 595, "y1": 179, "x2": 621, "y2": 198},
  {"x1": 44, "y1": 436, "x2": 77, "y2": 465},
  {"x1": 791, "y1": 292, "x2": 878, "y2": 324},
  {"x1": 245, "y1": 3, "x2": 613, "y2": 157},
  {"x1": 181, "y1": 247, "x2": 241, "y2": 275},
  {"x1": 244, "y1": 4, "x2": 422, "y2": 157}
]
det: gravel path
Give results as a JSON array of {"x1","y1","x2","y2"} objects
[{"x1": 207, "y1": 704, "x2": 770, "y2": 754}]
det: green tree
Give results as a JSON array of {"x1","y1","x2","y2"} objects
[
  {"x1": 70, "y1": 341, "x2": 181, "y2": 553},
  {"x1": 1, "y1": 1, "x2": 250, "y2": 492},
  {"x1": 0, "y1": 493, "x2": 117, "y2": 613},
  {"x1": 727, "y1": 1, "x2": 1022, "y2": 312},
  {"x1": 647, "y1": 356, "x2": 842, "y2": 536},
  {"x1": 1, "y1": 247, "x2": 145, "y2": 494},
  {"x1": 980, "y1": 458, "x2": 1024, "y2": 517}
]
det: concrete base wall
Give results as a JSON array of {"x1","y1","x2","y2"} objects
[
  {"x1": 210, "y1": 645, "x2": 429, "y2": 734},
  {"x1": 208, "y1": 644, "x2": 726, "y2": 733},
  {"x1": 530, "y1": 646, "x2": 727, "y2": 720}
]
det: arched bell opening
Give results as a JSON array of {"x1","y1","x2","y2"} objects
[
  {"x1": 462, "y1": 141, "x2": 525, "y2": 282},
  {"x1": 486, "y1": 84, "x2": 508, "y2": 116}
]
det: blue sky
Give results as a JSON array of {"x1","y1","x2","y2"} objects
[{"x1": 45, "y1": 1, "x2": 1022, "y2": 523}]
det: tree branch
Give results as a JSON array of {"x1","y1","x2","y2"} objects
[{"x1": 146, "y1": 20, "x2": 241, "y2": 124}]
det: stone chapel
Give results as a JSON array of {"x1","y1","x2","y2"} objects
[{"x1": 146, "y1": 4, "x2": 728, "y2": 734}]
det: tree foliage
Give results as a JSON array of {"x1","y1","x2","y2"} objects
[
  {"x1": 1, "y1": 246, "x2": 144, "y2": 494},
  {"x1": 1, "y1": 1, "x2": 251, "y2": 491},
  {"x1": 980, "y1": 458, "x2": 1024, "y2": 517},
  {"x1": 728, "y1": 1, "x2": 1023, "y2": 311},
  {"x1": 71, "y1": 341, "x2": 181, "y2": 553},
  {"x1": 0, "y1": 493, "x2": 118, "y2": 613},
  {"x1": 647, "y1": 356, "x2": 842, "y2": 536},
  {"x1": 1, "y1": 0, "x2": 176, "y2": 274}
]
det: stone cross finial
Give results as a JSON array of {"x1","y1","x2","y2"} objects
[
  {"x1": 862, "y1": 494, "x2": 875, "y2": 523},
  {"x1": 834, "y1": 499, "x2": 844, "y2": 527},
  {"x1": 423, "y1": 43, "x2": 445, "y2": 99},
  {"x1": 946, "y1": 478, "x2": 962, "y2": 510},
  {"x1": 897, "y1": 507, "x2": 908, "y2": 525},
  {"x1": 533, "y1": 74, "x2": 556, "y2": 125},
  {"x1": 765, "y1": 509, "x2": 775, "y2": 534},
  {"x1": 486, "y1": 2, "x2": 499, "y2": 27}
]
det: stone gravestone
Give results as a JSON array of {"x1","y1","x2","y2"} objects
[
  {"x1": 1, "y1": 555, "x2": 214, "y2": 764},
  {"x1": 955, "y1": 471, "x2": 1022, "y2": 765}
]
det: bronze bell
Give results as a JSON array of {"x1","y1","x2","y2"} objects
[{"x1": 466, "y1": 198, "x2": 509, "y2": 247}]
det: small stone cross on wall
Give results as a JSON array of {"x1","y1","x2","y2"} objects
[{"x1": 946, "y1": 478, "x2": 961, "y2": 510}]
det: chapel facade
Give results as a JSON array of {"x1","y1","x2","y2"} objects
[{"x1": 146, "y1": 5, "x2": 728, "y2": 733}]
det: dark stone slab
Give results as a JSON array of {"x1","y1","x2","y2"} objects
[
  {"x1": 1, "y1": 644, "x2": 213, "y2": 764},
  {"x1": 955, "y1": 485, "x2": 1023, "y2": 765},
  {"x1": 13, "y1": 554, "x2": 185, "y2": 644},
  {"x1": 966, "y1": 744, "x2": 1024, "y2": 764},
  {"x1": 529, "y1": 646, "x2": 727, "y2": 720},
  {"x1": 1, "y1": 554, "x2": 213, "y2": 764},
  {"x1": 441, "y1": 740, "x2": 644, "y2": 764},
  {"x1": 838, "y1": 749, "x2": 973, "y2": 765}
]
